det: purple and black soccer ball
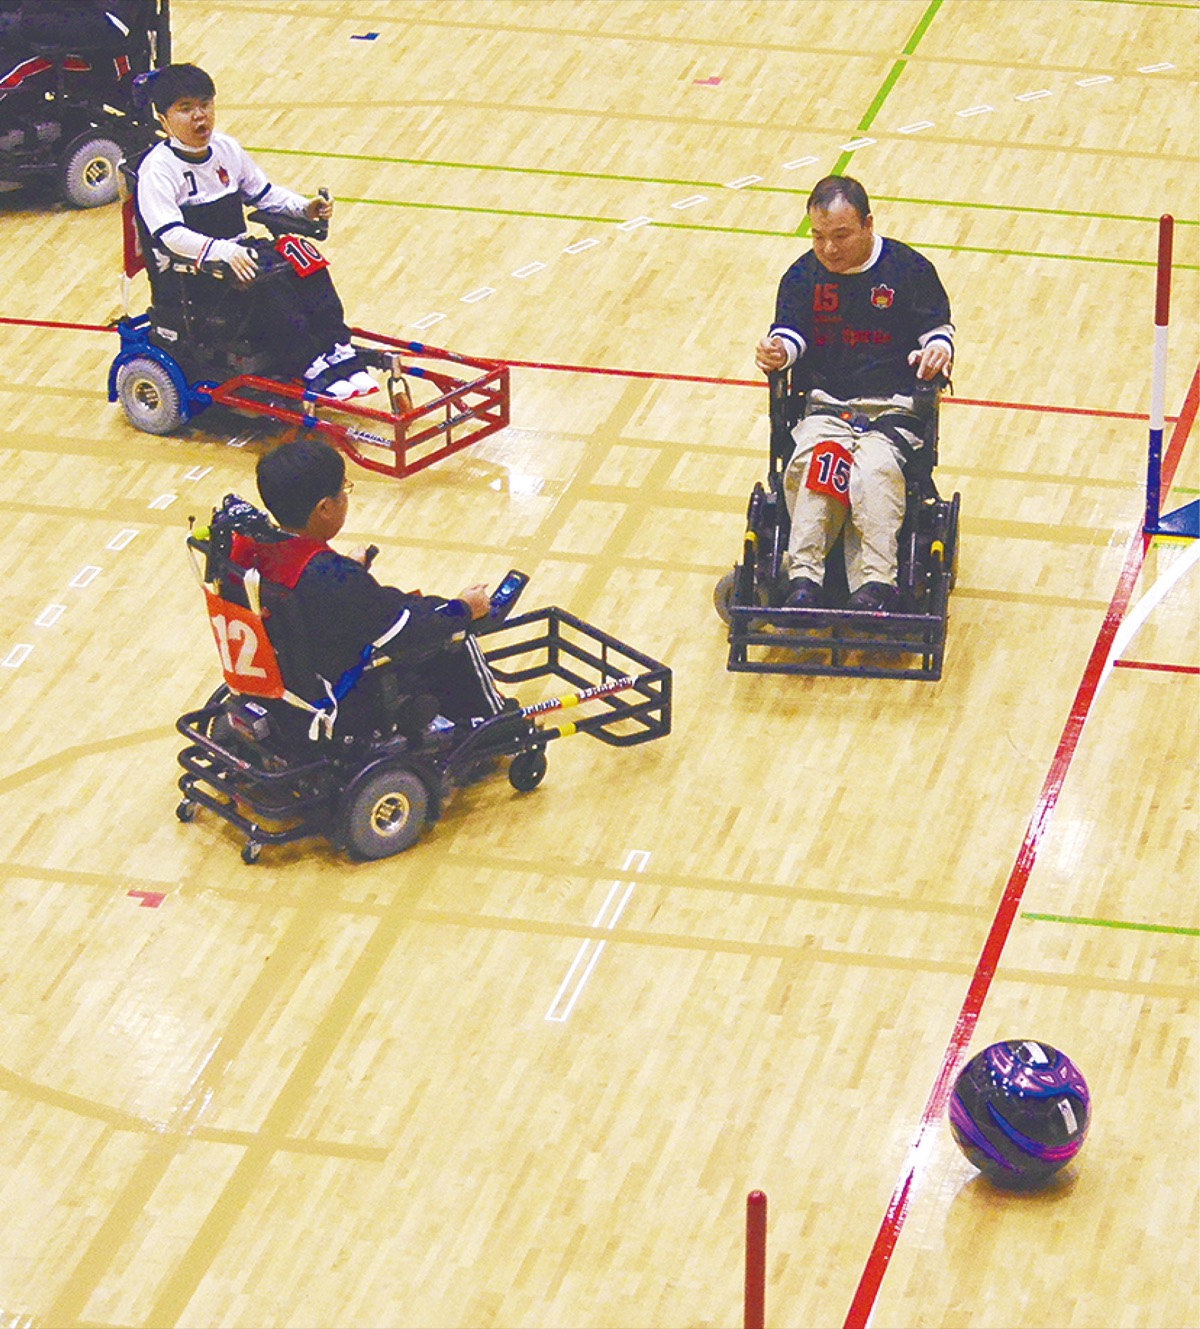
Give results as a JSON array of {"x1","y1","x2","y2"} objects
[{"x1": 949, "y1": 1040, "x2": 1091, "y2": 1186}]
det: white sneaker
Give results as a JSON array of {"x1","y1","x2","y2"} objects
[
  {"x1": 321, "y1": 379, "x2": 356, "y2": 400},
  {"x1": 303, "y1": 353, "x2": 329, "y2": 381},
  {"x1": 327, "y1": 341, "x2": 356, "y2": 366},
  {"x1": 347, "y1": 370, "x2": 377, "y2": 396}
]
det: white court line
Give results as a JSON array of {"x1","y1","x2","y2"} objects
[
  {"x1": 461, "y1": 286, "x2": 495, "y2": 303},
  {"x1": 671, "y1": 195, "x2": 707, "y2": 209},
  {"x1": 106, "y1": 529, "x2": 138, "y2": 552},
  {"x1": 183, "y1": 465, "x2": 211, "y2": 482},
  {"x1": 839, "y1": 137, "x2": 875, "y2": 151},
  {"x1": 512, "y1": 262, "x2": 546, "y2": 278},
  {"x1": 897, "y1": 121, "x2": 934, "y2": 134},
  {"x1": 725, "y1": 175, "x2": 762, "y2": 190},
  {"x1": 1098, "y1": 538, "x2": 1200, "y2": 695},
  {"x1": 1138, "y1": 62, "x2": 1174, "y2": 73},
  {"x1": 411, "y1": 312, "x2": 446, "y2": 330},
  {"x1": 617, "y1": 216, "x2": 652, "y2": 231},
  {"x1": 148, "y1": 493, "x2": 176, "y2": 509},
  {"x1": 1076, "y1": 75, "x2": 1112, "y2": 87},
  {"x1": 956, "y1": 105, "x2": 993, "y2": 117},
  {"x1": 1015, "y1": 90, "x2": 1053, "y2": 102},
  {"x1": 563, "y1": 238, "x2": 599, "y2": 254},
  {"x1": 545, "y1": 849, "x2": 650, "y2": 1023},
  {"x1": 34, "y1": 605, "x2": 66, "y2": 627},
  {"x1": 69, "y1": 566, "x2": 101, "y2": 589},
  {"x1": 2, "y1": 644, "x2": 32, "y2": 668},
  {"x1": 782, "y1": 155, "x2": 819, "y2": 169}
]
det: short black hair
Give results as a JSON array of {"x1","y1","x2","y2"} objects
[
  {"x1": 256, "y1": 440, "x2": 346, "y2": 530},
  {"x1": 150, "y1": 63, "x2": 215, "y2": 116},
  {"x1": 806, "y1": 175, "x2": 871, "y2": 223}
]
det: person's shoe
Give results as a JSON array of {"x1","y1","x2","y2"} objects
[
  {"x1": 845, "y1": 580, "x2": 900, "y2": 612},
  {"x1": 303, "y1": 352, "x2": 329, "y2": 381},
  {"x1": 783, "y1": 576, "x2": 823, "y2": 609},
  {"x1": 321, "y1": 378, "x2": 356, "y2": 400},
  {"x1": 347, "y1": 370, "x2": 378, "y2": 397},
  {"x1": 327, "y1": 341, "x2": 357, "y2": 367}
]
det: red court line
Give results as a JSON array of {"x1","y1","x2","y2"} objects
[
  {"x1": 844, "y1": 358, "x2": 1200, "y2": 1329},
  {"x1": 1113, "y1": 659, "x2": 1200, "y2": 676},
  {"x1": 0, "y1": 318, "x2": 1176, "y2": 423}
]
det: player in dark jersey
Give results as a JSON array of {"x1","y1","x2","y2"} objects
[
  {"x1": 755, "y1": 176, "x2": 954, "y2": 611},
  {"x1": 137, "y1": 63, "x2": 374, "y2": 399}
]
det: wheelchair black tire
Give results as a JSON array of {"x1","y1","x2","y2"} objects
[
  {"x1": 713, "y1": 569, "x2": 736, "y2": 627},
  {"x1": 61, "y1": 133, "x2": 122, "y2": 208},
  {"x1": 116, "y1": 357, "x2": 184, "y2": 435},
  {"x1": 508, "y1": 749, "x2": 547, "y2": 793},
  {"x1": 340, "y1": 765, "x2": 429, "y2": 860}
]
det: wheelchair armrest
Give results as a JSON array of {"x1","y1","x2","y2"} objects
[{"x1": 246, "y1": 208, "x2": 329, "y2": 242}]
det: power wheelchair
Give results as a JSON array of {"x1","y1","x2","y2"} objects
[
  {"x1": 714, "y1": 367, "x2": 960, "y2": 680},
  {"x1": 175, "y1": 496, "x2": 673, "y2": 863},
  {"x1": 107, "y1": 84, "x2": 507, "y2": 479},
  {"x1": 0, "y1": 0, "x2": 168, "y2": 207}
]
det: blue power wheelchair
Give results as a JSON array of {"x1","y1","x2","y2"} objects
[
  {"x1": 714, "y1": 367, "x2": 960, "y2": 680},
  {"x1": 175, "y1": 497, "x2": 673, "y2": 863},
  {"x1": 0, "y1": 0, "x2": 168, "y2": 207},
  {"x1": 107, "y1": 83, "x2": 508, "y2": 479}
]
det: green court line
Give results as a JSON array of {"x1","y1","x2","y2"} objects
[
  {"x1": 337, "y1": 195, "x2": 1199, "y2": 268},
  {"x1": 809, "y1": 0, "x2": 944, "y2": 229},
  {"x1": 1023, "y1": 911, "x2": 1200, "y2": 937}
]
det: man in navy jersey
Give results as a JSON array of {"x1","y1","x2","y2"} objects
[
  {"x1": 136, "y1": 63, "x2": 374, "y2": 399},
  {"x1": 755, "y1": 176, "x2": 954, "y2": 611}
]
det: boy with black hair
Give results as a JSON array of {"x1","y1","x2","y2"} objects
[
  {"x1": 233, "y1": 439, "x2": 506, "y2": 734},
  {"x1": 136, "y1": 62, "x2": 374, "y2": 399}
]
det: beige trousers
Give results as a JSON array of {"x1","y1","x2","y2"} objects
[{"x1": 782, "y1": 411, "x2": 910, "y2": 591}]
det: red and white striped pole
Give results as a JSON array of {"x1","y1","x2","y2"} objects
[
  {"x1": 744, "y1": 1190, "x2": 767, "y2": 1329},
  {"x1": 1144, "y1": 214, "x2": 1173, "y2": 534}
]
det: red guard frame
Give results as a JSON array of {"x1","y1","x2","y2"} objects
[{"x1": 206, "y1": 329, "x2": 510, "y2": 478}]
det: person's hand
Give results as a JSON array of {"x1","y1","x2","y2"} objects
[
  {"x1": 458, "y1": 584, "x2": 491, "y2": 619},
  {"x1": 227, "y1": 244, "x2": 258, "y2": 284},
  {"x1": 347, "y1": 544, "x2": 378, "y2": 568},
  {"x1": 755, "y1": 336, "x2": 789, "y2": 374},
  {"x1": 909, "y1": 342, "x2": 952, "y2": 381},
  {"x1": 306, "y1": 193, "x2": 334, "y2": 221}
]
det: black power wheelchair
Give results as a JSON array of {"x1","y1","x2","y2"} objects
[
  {"x1": 175, "y1": 497, "x2": 673, "y2": 863},
  {"x1": 107, "y1": 77, "x2": 508, "y2": 479},
  {"x1": 0, "y1": 0, "x2": 168, "y2": 207},
  {"x1": 714, "y1": 367, "x2": 960, "y2": 680}
]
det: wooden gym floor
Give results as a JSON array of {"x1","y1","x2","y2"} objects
[{"x1": 0, "y1": 2, "x2": 1196, "y2": 1326}]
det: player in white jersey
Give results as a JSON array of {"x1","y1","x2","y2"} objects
[{"x1": 136, "y1": 63, "x2": 372, "y2": 399}]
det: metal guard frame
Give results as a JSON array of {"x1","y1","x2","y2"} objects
[{"x1": 206, "y1": 328, "x2": 510, "y2": 479}]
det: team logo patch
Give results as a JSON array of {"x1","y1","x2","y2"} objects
[
  {"x1": 217, "y1": 165, "x2": 230, "y2": 187},
  {"x1": 870, "y1": 284, "x2": 894, "y2": 309}
]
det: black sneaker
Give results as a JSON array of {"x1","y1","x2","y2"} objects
[
  {"x1": 845, "y1": 581, "x2": 900, "y2": 612},
  {"x1": 783, "y1": 577, "x2": 823, "y2": 609}
]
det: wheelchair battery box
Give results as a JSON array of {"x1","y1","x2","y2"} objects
[{"x1": 228, "y1": 699, "x2": 272, "y2": 742}]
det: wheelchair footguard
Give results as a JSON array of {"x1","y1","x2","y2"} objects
[
  {"x1": 109, "y1": 316, "x2": 510, "y2": 479},
  {"x1": 175, "y1": 607, "x2": 671, "y2": 864}
]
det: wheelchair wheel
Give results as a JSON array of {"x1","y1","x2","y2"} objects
[
  {"x1": 508, "y1": 749, "x2": 547, "y2": 793},
  {"x1": 713, "y1": 569, "x2": 736, "y2": 626},
  {"x1": 61, "y1": 133, "x2": 122, "y2": 208},
  {"x1": 116, "y1": 357, "x2": 184, "y2": 435},
  {"x1": 340, "y1": 765, "x2": 429, "y2": 860}
]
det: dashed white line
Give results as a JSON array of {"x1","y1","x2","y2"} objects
[
  {"x1": 782, "y1": 155, "x2": 820, "y2": 169},
  {"x1": 411, "y1": 312, "x2": 446, "y2": 329},
  {"x1": 725, "y1": 175, "x2": 762, "y2": 190},
  {"x1": 956, "y1": 105, "x2": 993, "y2": 117},
  {"x1": 671, "y1": 195, "x2": 707, "y2": 209},
  {"x1": 2, "y1": 644, "x2": 32, "y2": 668},
  {"x1": 460, "y1": 286, "x2": 495, "y2": 303},
  {"x1": 839, "y1": 137, "x2": 875, "y2": 150},
  {"x1": 34, "y1": 605, "x2": 66, "y2": 627},
  {"x1": 183, "y1": 465, "x2": 211, "y2": 482},
  {"x1": 511, "y1": 262, "x2": 546, "y2": 278},
  {"x1": 1138, "y1": 62, "x2": 1174, "y2": 73},
  {"x1": 148, "y1": 493, "x2": 177, "y2": 509},
  {"x1": 1015, "y1": 90, "x2": 1053, "y2": 102},
  {"x1": 616, "y1": 216, "x2": 652, "y2": 230},
  {"x1": 897, "y1": 121, "x2": 935, "y2": 134},
  {"x1": 106, "y1": 529, "x2": 139, "y2": 552},
  {"x1": 563, "y1": 238, "x2": 600, "y2": 253},
  {"x1": 1076, "y1": 75, "x2": 1112, "y2": 87},
  {"x1": 69, "y1": 566, "x2": 101, "y2": 589}
]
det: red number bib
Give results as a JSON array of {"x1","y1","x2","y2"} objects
[
  {"x1": 804, "y1": 438, "x2": 852, "y2": 508},
  {"x1": 273, "y1": 234, "x2": 329, "y2": 278}
]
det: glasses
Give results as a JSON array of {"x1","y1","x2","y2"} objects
[{"x1": 339, "y1": 480, "x2": 354, "y2": 496}]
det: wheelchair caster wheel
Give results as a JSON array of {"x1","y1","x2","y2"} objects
[
  {"x1": 508, "y1": 749, "x2": 547, "y2": 793},
  {"x1": 242, "y1": 841, "x2": 263, "y2": 865},
  {"x1": 713, "y1": 569, "x2": 736, "y2": 627},
  {"x1": 175, "y1": 799, "x2": 197, "y2": 823}
]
